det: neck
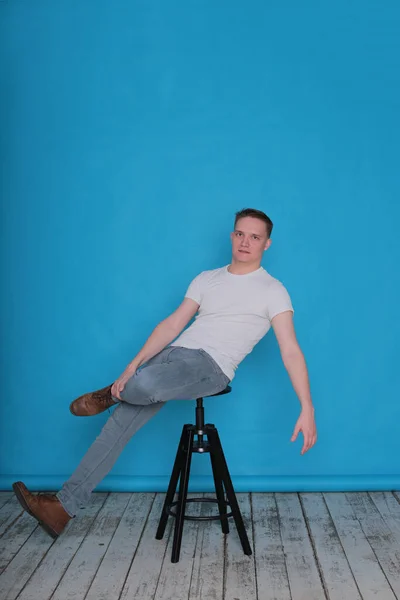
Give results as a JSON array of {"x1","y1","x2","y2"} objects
[{"x1": 228, "y1": 259, "x2": 262, "y2": 275}]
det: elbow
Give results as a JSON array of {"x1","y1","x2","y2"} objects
[{"x1": 281, "y1": 346, "x2": 303, "y2": 368}]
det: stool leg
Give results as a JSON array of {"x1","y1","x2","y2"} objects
[
  {"x1": 171, "y1": 426, "x2": 194, "y2": 563},
  {"x1": 207, "y1": 426, "x2": 229, "y2": 534},
  {"x1": 156, "y1": 425, "x2": 188, "y2": 540},
  {"x1": 207, "y1": 426, "x2": 252, "y2": 556}
]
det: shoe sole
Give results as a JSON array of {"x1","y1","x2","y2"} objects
[
  {"x1": 12, "y1": 483, "x2": 59, "y2": 539},
  {"x1": 69, "y1": 401, "x2": 117, "y2": 417},
  {"x1": 69, "y1": 402, "x2": 91, "y2": 417}
]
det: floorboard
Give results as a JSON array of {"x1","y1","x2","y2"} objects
[
  {"x1": 0, "y1": 491, "x2": 398, "y2": 599},
  {"x1": 276, "y1": 492, "x2": 327, "y2": 600},
  {"x1": 324, "y1": 492, "x2": 397, "y2": 600}
]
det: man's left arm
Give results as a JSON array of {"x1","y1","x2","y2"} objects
[{"x1": 271, "y1": 311, "x2": 317, "y2": 455}]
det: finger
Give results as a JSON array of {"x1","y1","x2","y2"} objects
[
  {"x1": 291, "y1": 425, "x2": 300, "y2": 442},
  {"x1": 303, "y1": 434, "x2": 316, "y2": 454},
  {"x1": 111, "y1": 383, "x2": 121, "y2": 401},
  {"x1": 301, "y1": 435, "x2": 310, "y2": 454}
]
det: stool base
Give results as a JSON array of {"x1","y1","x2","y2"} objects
[{"x1": 155, "y1": 422, "x2": 252, "y2": 563}]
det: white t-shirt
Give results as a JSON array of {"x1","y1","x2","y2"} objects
[{"x1": 171, "y1": 265, "x2": 294, "y2": 381}]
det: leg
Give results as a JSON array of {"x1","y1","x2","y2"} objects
[
  {"x1": 207, "y1": 426, "x2": 252, "y2": 555},
  {"x1": 120, "y1": 347, "x2": 230, "y2": 406},
  {"x1": 59, "y1": 347, "x2": 229, "y2": 516},
  {"x1": 156, "y1": 424, "x2": 188, "y2": 540},
  {"x1": 57, "y1": 401, "x2": 163, "y2": 515},
  {"x1": 208, "y1": 427, "x2": 230, "y2": 534},
  {"x1": 58, "y1": 348, "x2": 181, "y2": 513},
  {"x1": 171, "y1": 426, "x2": 194, "y2": 563}
]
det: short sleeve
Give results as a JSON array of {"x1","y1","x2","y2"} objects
[
  {"x1": 184, "y1": 272, "x2": 205, "y2": 304},
  {"x1": 266, "y1": 282, "x2": 294, "y2": 322}
]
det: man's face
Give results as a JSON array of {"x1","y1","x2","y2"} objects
[{"x1": 230, "y1": 217, "x2": 271, "y2": 263}]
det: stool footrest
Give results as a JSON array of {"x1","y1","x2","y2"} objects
[{"x1": 167, "y1": 497, "x2": 233, "y2": 522}]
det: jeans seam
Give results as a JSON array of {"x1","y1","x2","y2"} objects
[{"x1": 66, "y1": 405, "x2": 147, "y2": 499}]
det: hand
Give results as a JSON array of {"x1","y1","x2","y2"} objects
[
  {"x1": 111, "y1": 367, "x2": 136, "y2": 401},
  {"x1": 291, "y1": 408, "x2": 317, "y2": 455}
]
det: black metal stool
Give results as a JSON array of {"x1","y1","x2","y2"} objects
[{"x1": 155, "y1": 385, "x2": 252, "y2": 563}]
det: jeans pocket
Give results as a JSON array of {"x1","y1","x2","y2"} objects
[{"x1": 161, "y1": 347, "x2": 177, "y2": 364}]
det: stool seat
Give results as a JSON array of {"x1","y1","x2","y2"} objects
[
  {"x1": 207, "y1": 384, "x2": 232, "y2": 397},
  {"x1": 155, "y1": 384, "x2": 252, "y2": 563}
]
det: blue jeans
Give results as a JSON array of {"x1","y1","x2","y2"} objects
[{"x1": 57, "y1": 346, "x2": 230, "y2": 516}]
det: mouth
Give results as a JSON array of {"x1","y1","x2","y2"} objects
[{"x1": 239, "y1": 250, "x2": 250, "y2": 254}]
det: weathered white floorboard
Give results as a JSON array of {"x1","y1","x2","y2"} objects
[
  {"x1": 16, "y1": 493, "x2": 108, "y2": 600},
  {"x1": 0, "y1": 523, "x2": 55, "y2": 600},
  {"x1": 51, "y1": 492, "x2": 131, "y2": 600},
  {"x1": 0, "y1": 496, "x2": 24, "y2": 537},
  {"x1": 189, "y1": 494, "x2": 225, "y2": 600},
  {"x1": 300, "y1": 492, "x2": 362, "y2": 600},
  {"x1": 324, "y1": 492, "x2": 397, "y2": 600},
  {"x1": 0, "y1": 511, "x2": 39, "y2": 573},
  {"x1": 85, "y1": 493, "x2": 155, "y2": 600},
  {"x1": 154, "y1": 493, "x2": 203, "y2": 600},
  {"x1": 225, "y1": 493, "x2": 257, "y2": 600},
  {"x1": 276, "y1": 492, "x2": 326, "y2": 600},
  {"x1": 0, "y1": 491, "x2": 398, "y2": 599},
  {"x1": 251, "y1": 493, "x2": 291, "y2": 600},
  {"x1": 369, "y1": 492, "x2": 400, "y2": 543},
  {"x1": 346, "y1": 492, "x2": 400, "y2": 597},
  {"x1": 0, "y1": 493, "x2": 13, "y2": 511},
  {"x1": 119, "y1": 493, "x2": 174, "y2": 600}
]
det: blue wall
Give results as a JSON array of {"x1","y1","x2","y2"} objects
[{"x1": 1, "y1": 0, "x2": 399, "y2": 492}]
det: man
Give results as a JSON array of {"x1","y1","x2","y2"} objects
[{"x1": 13, "y1": 208, "x2": 317, "y2": 539}]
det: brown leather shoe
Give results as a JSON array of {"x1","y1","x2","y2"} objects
[
  {"x1": 69, "y1": 384, "x2": 118, "y2": 416},
  {"x1": 12, "y1": 481, "x2": 71, "y2": 538}
]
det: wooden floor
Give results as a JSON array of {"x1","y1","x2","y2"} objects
[{"x1": 0, "y1": 491, "x2": 399, "y2": 600}]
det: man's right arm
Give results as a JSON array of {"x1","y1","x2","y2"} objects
[
  {"x1": 111, "y1": 298, "x2": 199, "y2": 398},
  {"x1": 129, "y1": 297, "x2": 199, "y2": 371}
]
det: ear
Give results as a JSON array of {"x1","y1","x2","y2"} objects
[{"x1": 264, "y1": 238, "x2": 272, "y2": 251}]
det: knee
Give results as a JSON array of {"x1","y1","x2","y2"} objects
[{"x1": 120, "y1": 369, "x2": 156, "y2": 404}]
